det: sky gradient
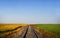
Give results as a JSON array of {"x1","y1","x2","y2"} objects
[{"x1": 0, "y1": 0, "x2": 60, "y2": 24}]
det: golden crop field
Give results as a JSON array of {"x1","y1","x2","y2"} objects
[
  {"x1": 0, "y1": 24, "x2": 28, "y2": 36},
  {"x1": 0, "y1": 24, "x2": 27, "y2": 31}
]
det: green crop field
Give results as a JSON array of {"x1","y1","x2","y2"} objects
[{"x1": 34, "y1": 24, "x2": 60, "y2": 34}]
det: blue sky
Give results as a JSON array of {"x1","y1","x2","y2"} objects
[{"x1": 0, "y1": 0, "x2": 60, "y2": 24}]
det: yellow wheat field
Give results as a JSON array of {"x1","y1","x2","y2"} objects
[
  {"x1": 0, "y1": 24, "x2": 28, "y2": 36},
  {"x1": 0, "y1": 24, "x2": 27, "y2": 31}
]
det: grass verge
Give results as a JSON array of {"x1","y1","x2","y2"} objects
[{"x1": 34, "y1": 24, "x2": 60, "y2": 34}]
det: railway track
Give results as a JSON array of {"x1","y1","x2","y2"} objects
[{"x1": 22, "y1": 26, "x2": 39, "y2": 38}]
